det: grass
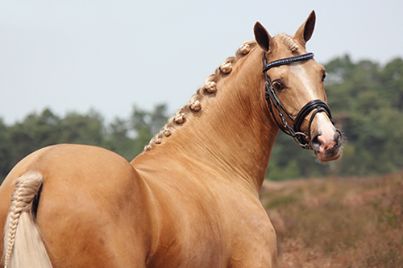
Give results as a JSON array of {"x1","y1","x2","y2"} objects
[{"x1": 261, "y1": 172, "x2": 403, "y2": 268}]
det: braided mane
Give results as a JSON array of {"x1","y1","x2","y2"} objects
[
  {"x1": 277, "y1": 33, "x2": 299, "y2": 52},
  {"x1": 144, "y1": 41, "x2": 257, "y2": 151},
  {"x1": 143, "y1": 33, "x2": 301, "y2": 151}
]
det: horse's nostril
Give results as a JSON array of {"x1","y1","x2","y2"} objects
[{"x1": 311, "y1": 134, "x2": 322, "y2": 147}]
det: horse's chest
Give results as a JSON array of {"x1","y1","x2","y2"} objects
[{"x1": 148, "y1": 235, "x2": 228, "y2": 268}]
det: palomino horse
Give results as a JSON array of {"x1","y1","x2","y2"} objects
[{"x1": 0, "y1": 11, "x2": 342, "y2": 268}]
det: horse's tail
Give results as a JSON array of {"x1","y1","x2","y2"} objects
[{"x1": 2, "y1": 172, "x2": 52, "y2": 268}]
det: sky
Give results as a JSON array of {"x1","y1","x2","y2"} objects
[{"x1": 0, "y1": 0, "x2": 402, "y2": 124}]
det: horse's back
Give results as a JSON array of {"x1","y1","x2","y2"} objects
[{"x1": 0, "y1": 144, "x2": 151, "y2": 267}]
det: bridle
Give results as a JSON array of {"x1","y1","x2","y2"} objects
[{"x1": 263, "y1": 52, "x2": 333, "y2": 149}]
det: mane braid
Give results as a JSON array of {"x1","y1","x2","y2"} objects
[
  {"x1": 144, "y1": 41, "x2": 257, "y2": 151},
  {"x1": 277, "y1": 33, "x2": 299, "y2": 52}
]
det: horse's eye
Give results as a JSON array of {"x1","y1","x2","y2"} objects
[
  {"x1": 321, "y1": 71, "x2": 327, "y2": 82},
  {"x1": 272, "y1": 80, "x2": 285, "y2": 92}
]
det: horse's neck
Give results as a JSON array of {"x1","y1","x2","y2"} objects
[{"x1": 132, "y1": 48, "x2": 278, "y2": 191}]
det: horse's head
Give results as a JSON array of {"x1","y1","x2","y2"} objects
[{"x1": 254, "y1": 11, "x2": 342, "y2": 162}]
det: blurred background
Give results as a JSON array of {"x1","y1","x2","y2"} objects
[{"x1": 0, "y1": 1, "x2": 402, "y2": 267}]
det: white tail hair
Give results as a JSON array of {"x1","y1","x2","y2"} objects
[{"x1": 3, "y1": 172, "x2": 52, "y2": 268}]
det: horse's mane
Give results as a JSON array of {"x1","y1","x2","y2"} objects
[
  {"x1": 144, "y1": 41, "x2": 257, "y2": 151},
  {"x1": 277, "y1": 33, "x2": 299, "y2": 52},
  {"x1": 144, "y1": 34, "x2": 299, "y2": 151}
]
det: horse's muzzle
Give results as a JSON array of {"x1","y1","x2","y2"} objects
[{"x1": 311, "y1": 129, "x2": 343, "y2": 162}]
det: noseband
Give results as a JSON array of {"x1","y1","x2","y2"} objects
[{"x1": 263, "y1": 52, "x2": 333, "y2": 149}]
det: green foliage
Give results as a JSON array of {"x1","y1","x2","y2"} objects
[
  {"x1": 327, "y1": 56, "x2": 403, "y2": 176},
  {"x1": 0, "y1": 119, "x2": 12, "y2": 178},
  {"x1": 0, "y1": 56, "x2": 402, "y2": 182}
]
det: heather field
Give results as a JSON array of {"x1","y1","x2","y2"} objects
[{"x1": 261, "y1": 173, "x2": 403, "y2": 268}]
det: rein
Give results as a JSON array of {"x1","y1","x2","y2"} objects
[{"x1": 262, "y1": 52, "x2": 333, "y2": 149}]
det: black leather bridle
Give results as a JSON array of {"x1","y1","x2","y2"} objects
[{"x1": 263, "y1": 52, "x2": 333, "y2": 149}]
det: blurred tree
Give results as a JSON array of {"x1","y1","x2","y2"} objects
[
  {"x1": 0, "y1": 119, "x2": 11, "y2": 178},
  {"x1": 7, "y1": 109, "x2": 61, "y2": 171},
  {"x1": 59, "y1": 110, "x2": 105, "y2": 145},
  {"x1": 105, "y1": 118, "x2": 136, "y2": 160},
  {"x1": 129, "y1": 104, "x2": 169, "y2": 154},
  {"x1": 382, "y1": 58, "x2": 403, "y2": 110}
]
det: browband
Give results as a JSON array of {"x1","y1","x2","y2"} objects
[{"x1": 263, "y1": 53, "x2": 314, "y2": 72}]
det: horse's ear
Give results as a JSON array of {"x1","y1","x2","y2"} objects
[
  {"x1": 294, "y1": 10, "x2": 316, "y2": 45},
  {"x1": 254, "y1": 22, "x2": 271, "y2": 51}
]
